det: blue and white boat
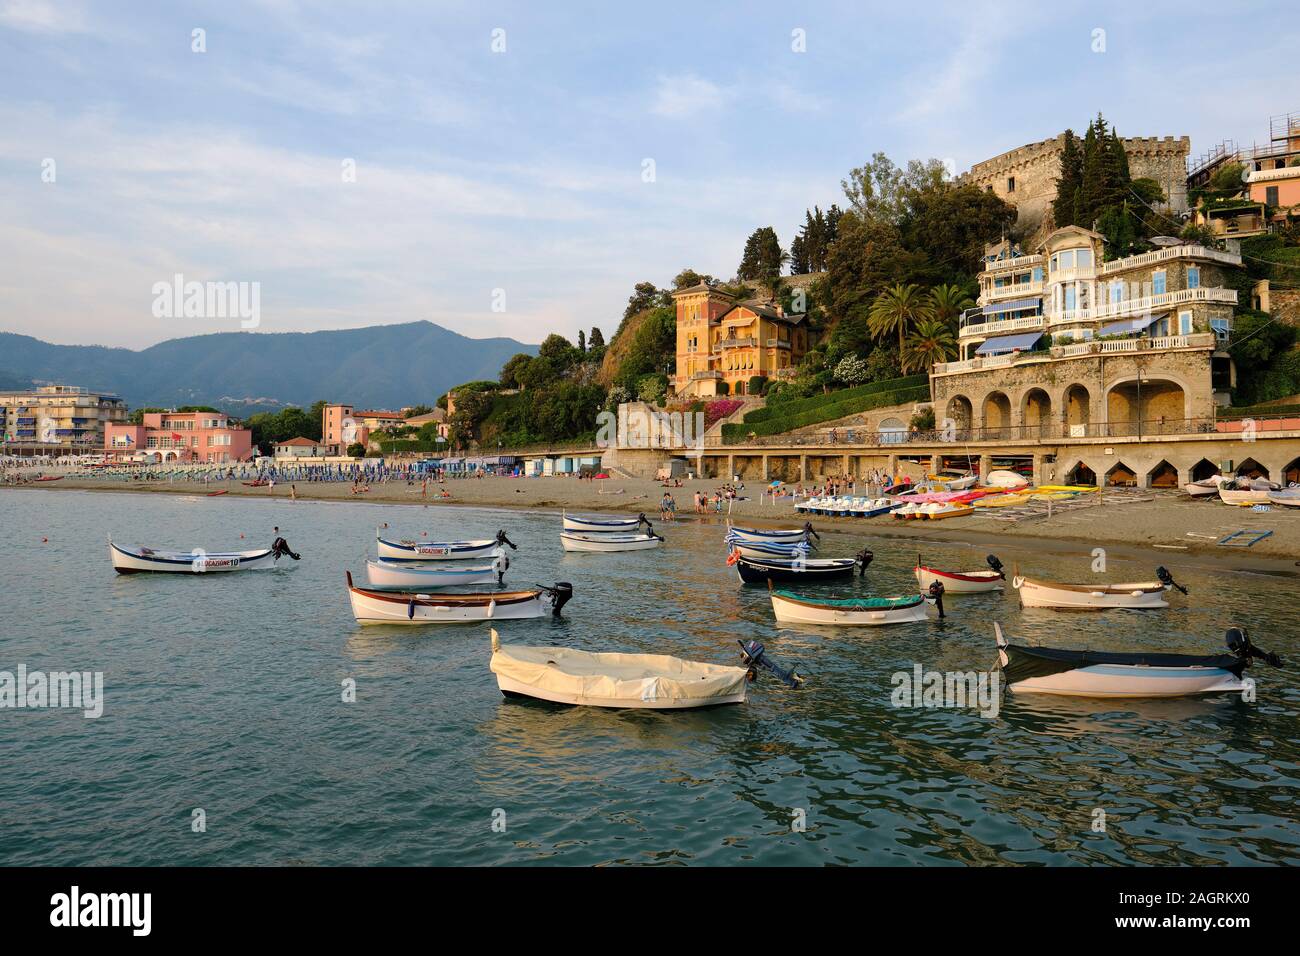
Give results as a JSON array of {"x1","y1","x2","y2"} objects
[
  {"x1": 726, "y1": 522, "x2": 818, "y2": 545},
  {"x1": 366, "y1": 557, "x2": 506, "y2": 588},
  {"x1": 562, "y1": 512, "x2": 649, "y2": 533},
  {"x1": 725, "y1": 537, "x2": 813, "y2": 560},
  {"x1": 376, "y1": 529, "x2": 516, "y2": 562}
]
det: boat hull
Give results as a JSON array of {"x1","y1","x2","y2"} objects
[
  {"x1": 727, "y1": 526, "x2": 812, "y2": 543},
  {"x1": 348, "y1": 586, "x2": 548, "y2": 624},
  {"x1": 1267, "y1": 490, "x2": 1300, "y2": 508},
  {"x1": 376, "y1": 536, "x2": 502, "y2": 561},
  {"x1": 914, "y1": 566, "x2": 1003, "y2": 594},
  {"x1": 559, "y1": 531, "x2": 660, "y2": 552},
  {"x1": 110, "y1": 542, "x2": 277, "y2": 574},
  {"x1": 726, "y1": 540, "x2": 811, "y2": 560},
  {"x1": 562, "y1": 514, "x2": 642, "y2": 533},
  {"x1": 494, "y1": 673, "x2": 746, "y2": 708},
  {"x1": 1013, "y1": 575, "x2": 1169, "y2": 610},
  {"x1": 1219, "y1": 488, "x2": 1272, "y2": 505},
  {"x1": 366, "y1": 560, "x2": 500, "y2": 588},
  {"x1": 770, "y1": 592, "x2": 929, "y2": 626},
  {"x1": 1007, "y1": 665, "x2": 1246, "y2": 697},
  {"x1": 736, "y1": 557, "x2": 856, "y2": 584}
]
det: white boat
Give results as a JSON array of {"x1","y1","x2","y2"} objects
[
  {"x1": 365, "y1": 558, "x2": 505, "y2": 588},
  {"x1": 770, "y1": 589, "x2": 934, "y2": 626},
  {"x1": 489, "y1": 629, "x2": 749, "y2": 708},
  {"x1": 1219, "y1": 477, "x2": 1280, "y2": 505},
  {"x1": 376, "y1": 529, "x2": 516, "y2": 561},
  {"x1": 986, "y1": 469, "x2": 1029, "y2": 489},
  {"x1": 346, "y1": 572, "x2": 570, "y2": 624},
  {"x1": 859, "y1": 498, "x2": 901, "y2": 518},
  {"x1": 944, "y1": 474, "x2": 979, "y2": 491},
  {"x1": 560, "y1": 530, "x2": 661, "y2": 552},
  {"x1": 726, "y1": 523, "x2": 818, "y2": 544},
  {"x1": 1012, "y1": 568, "x2": 1184, "y2": 610},
  {"x1": 1183, "y1": 474, "x2": 1226, "y2": 498},
  {"x1": 914, "y1": 555, "x2": 1005, "y2": 593},
  {"x1": 996, "y1": 623, "x2": 1282, "y2": 698},
  {"x1": 893, "y1": 502, "x2": 923, "y2": 520},
  {"x1": 726, "y1": 538, "x2": 811, "y2": 560},
  {"x1": 1267, "y1": 488, "x2": 1300, "y2": 508},
  {"x1": 110, "y1": 537, "x2": 299, "y2": 574},
  {"x1": 561, "y1": 512, "x2": 648, "y2": 533}
]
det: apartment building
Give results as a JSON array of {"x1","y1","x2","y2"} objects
[{"x1": 0, "y1": 384, "x2": 128, "y2": 451}]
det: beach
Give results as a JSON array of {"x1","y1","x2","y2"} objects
[{"x1": 9, "y1": 472, "x2": 1300, "y2": 568}]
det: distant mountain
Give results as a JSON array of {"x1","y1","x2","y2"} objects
[{"x1": 0, "y1": 322, "x2": 536, "y2": 412}]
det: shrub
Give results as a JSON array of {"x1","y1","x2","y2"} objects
[
  {"x1": 346, "y1": 442, "x2": 366, "y2": 457},
  {"x1": 738, "y1": 374, "x2": 928, "y2": 425},
  {"x1": 747, "y1": 375, "x2": 767, "y2": 395},
  {"x1": 721, "y1": 383, "x2": 931, "y2": 442}
]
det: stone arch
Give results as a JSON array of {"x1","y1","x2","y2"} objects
[
  {"x1": 1105, "y1": 374, "x2": 1192, "y2": 437},
  {"x1": 982, "y1": 390, "x2": 1012, "y2": 438},
  {"x1": 878, "y1": 417, "x2": 907, "y2": 445},
  {"x1": 1237, "y1": 457, "x2": 1269, "y2": 479},
  {"x1": 1105, "y1": 461, "x2": 1137, "y2": 487},
  {"x1": 946, "y1": 394, "x2": 973, "y2": 431},
  {"x1": 1065, "y1": 460, "x2": 1097, "y2": 486},
  {"x1": 1063, "y1": 383, "x2": 1091, "y2": 430},
  {"x1": 1284, "y1": 457, "x2": 1300, "y2": 485},
  {"x1": 1189, "y1": 457, "x2": 1219, "y2": 482},
  {"x1": 1146, "y1": 459, "x2": 1179, "y2": 489},
  {"x1": 1021, "y1": 388, "x2": 1053, "y2": 436}
]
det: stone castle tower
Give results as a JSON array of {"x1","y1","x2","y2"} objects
[{"x1": 957, "y1": 133, "x2": 1190, "y2": 248}]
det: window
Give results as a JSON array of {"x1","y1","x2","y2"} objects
[
  {"x1": 1210, "y1": 317, "x2": 1231, "y2": 341},
  {"x1": 1266, "y1": 185, "x2": 1279, "y2": 206},
  {"x1": 1179, "y1": 311, "x2": 1193, "y2": 335},
  {"x1": 1064, "y1": 286, "x2": 1076, "y2": 311},
  {"x1": 1007, "y1": 176, "x2": 1015, "y2": 193},
  {"x1": 1187, "y1": 266, "x2": 1200, "y2": 289},
  {"x1": 1110, "y1": 281, "x2": 1124, "y2": 304},
  {"x1": 1075, "y1": 248, "x2": 1093, "y2": 268},
  {"x1": 1032, "y1": 266, "x2": 1043, "y2": 283},
  {"x1": 1152, "y1": 270, "x2": 1166, "y2": 295}
]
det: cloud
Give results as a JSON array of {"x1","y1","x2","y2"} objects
[
  {"x1": 650, "y1": 73, "x2": 732, "y2": 118},
  {"x1": 0, "y1": 0, "x2": 87, "y2": 33}
]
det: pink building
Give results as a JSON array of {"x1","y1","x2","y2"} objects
[{"x1": 105, "y1": 411, "x2": 253, "y2": 463}]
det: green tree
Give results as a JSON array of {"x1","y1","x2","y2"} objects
[
  {"x1": 901, "y1": 316, "x2": 958, "y2": 373},
  {"x1": 346, "y1": 441, "x2": 366, "y2": 458},
  {"x1": 737, "y1": 226, "x2": 786, "y2": 281},
  {"x1": 869, "y1": 283, "x2": 928, "y2": 353},
  {"x1": 1053, "y1": 129, "x2": 1084, "y2": 227},
  {"x1": 671, "y1": 268, "x2": 713, "y2": 290},
  {"x1": 623, "y1": 282, "x2": 662, "y2": 321},
  {"x1": 499, "y1": 352, "x2": 534, "y2": 388},
  {"x1": 577, "y1": 329, "x2": 586, "y2": 353},
  {"x1": 588, "y1": 326, "x2": 605, "y2": 349},
  {"x1": 925, "y1": 284, "x2": 974, "y2": 330}
]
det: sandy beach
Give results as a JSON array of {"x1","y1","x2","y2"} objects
[{"x1": 8, "y1": 472, "x2": 1299, "y2": 570}]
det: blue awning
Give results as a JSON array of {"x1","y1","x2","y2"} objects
[
  {"x1": 982, "y1": 297, "x2": 1041, "y2": 315},
  {"x1": 975, "y1": 332, "x2": 1043, "y2": 356},
  {"x1": 1097, "y1": 313, "x2": 1166, "y2": 337}
]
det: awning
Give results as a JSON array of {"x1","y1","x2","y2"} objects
[
  {"x1": 975, "y1": 332, "x2": 1043, "y2": 356},
  {"x1": 1097, "y1": 313, "x2": 1166, "y2": 337},
  {"x1": 982, "y1": 297, "x2": 1041, "y2": 315}
]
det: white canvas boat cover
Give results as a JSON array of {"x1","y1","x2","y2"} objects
[{"x1": 490, "y1": 634, "x2": 748, "y2": 706}]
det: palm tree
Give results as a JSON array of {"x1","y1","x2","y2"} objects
[
  {"x1": 926, "y1": 283, "x2": 975, "y2": 330},
  {"x1": 902, "y1": 317, "x2": 958, "y2": 373},
  {"x1": 868, "y1": 283, "x2": 928, "y2": 353}
]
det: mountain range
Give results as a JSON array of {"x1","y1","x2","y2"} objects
[{"x1": 0, "y1": 322, "x2": 535, "y2": 412}]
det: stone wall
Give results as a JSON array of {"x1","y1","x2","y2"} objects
[{"x1": 958, "y1": 133, "x2": 1190, "y2": 247}]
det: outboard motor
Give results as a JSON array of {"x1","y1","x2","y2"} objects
[
  {"x1": 544, "y1": 582, "x2": 573, "y2": 617},
  {"x1": 856, "y1": 548, "x2": 874, "y2": 575},
  {"x1": 1226, "y1": 627, "x2": 1283, "y2": 667},
  {"x1": 495, "y1": 552, "x2": 510, "y2": 586},
  {"x1": 803, "y1": 521, "x2": 820, "y2": 543},
  {"x1": 738, "y1": 640, "x2": 803, "y2": 688},
  {"x1": 927, "y1": 580, "x2": 946, "y2": 619},
  {"x1": 986, "y1": 554, "x2": 1005, "y2": 579},
  {"x1": 637, "y1": 512, "x2": 650, "y2": 530},
  {"x1": 271, "y1": 537, "x2": 300, "y2": 561},
  {"x1": 1156, "y1": 566, "x2": 1188, "y2": 595},
  {"x1": 642, "y1": 519, "x2": 664, "y2": 541},
  {"x1": 496, "y1": 530, "x2": 518, "y2": 551}
]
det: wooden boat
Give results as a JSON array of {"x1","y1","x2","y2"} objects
[
  {"x1": 1183, "y1": 475, "x2": 1226, "y2": 498},
  {"x1": 914, "y1": 555, "x2": 1005, "y2": 593},
  {"x1": 561, "y1": 511, "x2": 648, "y2": 533},
  {"x1": 1011, "y1": 567, "x2": 1184, "y2": 610},
  {"x1": 1219, "y1": 478, "x2": 1279, "y2": 505},
  {"x1": 726, "y1": 538, "x2": 812, "y2": 560},
  {"x1": 730, "y1": 548, "x2": 864, "y2": 584},
  {"x1": 346, "y1": 571, "x2": 570, "y2": 624},
  {"x1": 376, "y1": 529, "x2": 516, "y2": 561},
  {"x1": 726, "y1": 522, "x2": 818, "y2": 544},
  {"x1": 560, "y1": 530, "x2": 661, "y2": 552},
  {"x1": 110, "y1": 536, "x2": 299, "y2": 574},
  {"x1": 365, "y1": 558, "x2": 505, "y2": 588},
  {"x1": 205, "y1": 489, "x2": 229, "y2": 497},
  {"x1": 241, "y1": 480, "x2": 270, "y2": 487},
  {"x1": 1267, "y1": 489, "x2": 1300, "y2": 508},
  {"x1": 769, "y1": 586, "x2": 939, "y2": 626},
  {"x1": 996, "y1": 623, "x2": 1282, "y2": 698}
]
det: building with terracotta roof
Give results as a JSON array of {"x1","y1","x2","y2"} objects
[{"x1": 273, "y1": 436, "x2": 325, "y2": 459}]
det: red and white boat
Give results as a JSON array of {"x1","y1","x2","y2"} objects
[{"x1": 914, "y1": 555, "x2": 1006, "y2": 593}]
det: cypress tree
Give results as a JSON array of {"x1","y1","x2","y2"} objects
[{"x1": 1053, "y1": 129, "x2": 1084, "y2": 227}]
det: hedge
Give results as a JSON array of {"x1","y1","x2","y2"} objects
[
  {"x1": 721, "y1": 384, "x2": 931, "y2": 443},
  {"x1": 741, "y1": 374, "x2": 928, "y2": 425},
  {"x1": 376, "y1": 439, "x2": 446, "y2": 453},
  {"x1": 1222, "y1": 403, "x2": 1300, "y2": 418}
]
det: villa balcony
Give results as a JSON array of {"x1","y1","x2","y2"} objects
[
  {"x1": 764, "y1": 338, "x2": 792, "y2": 349},
  {"x1": 980, "y1": 280, "x2": 1044, "y2": 305},
  {"x1": 1047, "y1": 287, "x2": 1237, "y2": 325},
  {"x1": 982, "y1": 253, "x2": 1043, "y2": 274},
  {"x1": 932, "y1": 332, "x2": 1217, "y2": 377},
  {"x1": 718, "y1": 337, "x2": 757, "y2": 349},
  {"x1": 958, "y1": 314, "x2": 1045, "y2": 339},
  {"x1": 690, "y1": 371, "x2": 723, "y2": 381},
  {"x1": 1099, "y1": 244, "x2": 1241, "y2": 273}
]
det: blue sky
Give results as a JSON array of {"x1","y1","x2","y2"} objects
[{"x1": 1, "y1": 0, "x2": 1295, "y2": 348}]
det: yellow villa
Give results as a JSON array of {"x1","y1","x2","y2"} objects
[{"x1": 671, "y1": 282, "x2": 809, "y2": 398}]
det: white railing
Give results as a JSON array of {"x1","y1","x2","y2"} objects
[
  {"x1": 1049, "y1": 287, "x2": 1237, "y2": 324},
  {"x1": 1048, "y1": 266, "x2": 1097, "y2": 285},
  {"x1": 1055, "y1": 342, "x2": 1093, "y2": 357},
  {"x1": 959, "y1": 314, "x2": 1045, "y2": 337},
  {"x1": 981, "y1": 280, "x2": 1043, "y2": 303},
  {"x1": 1099, "y1": 339, "x2": 1138, "y2": 353},
  {"x1": 982, "y1": 254, "x2": 1043, "y2": 273},
  {"x1": 1148, "y1": 335, "x2": 1189, "y2": 349},
  {"x1": 931, "y1": 354, "x2": 1015, "y2": 376},
  {"x1": 1099, "y1": 244, "x2": 1241, "y2": 273}
]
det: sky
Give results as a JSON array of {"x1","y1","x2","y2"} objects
[{"x1": 0, "y1": 0, "x2": 1296, "y2": 349}]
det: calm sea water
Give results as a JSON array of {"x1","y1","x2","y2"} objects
[{"x1": 0, "y1": 489, "x2": 1296, "y2": 866}]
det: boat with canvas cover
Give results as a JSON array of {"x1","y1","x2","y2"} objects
[
  {"x1": 1267, "y1": 488, "x2": 1300, "y2": 508},
  {"x1": 769, "y1": 581, "x2": 944, "y2": 625},
  {"x1": 560, "y1": 529, "x2": 662, "y2": 552},
  {"x1": 986, "y1": 470, "x2": 1029, "y2": 489},
  {"x1": 995, "y1": 623, "x2": 1282, "y2": 698},
  {"x1": 376, "y1": 529, "x2": 517, "y2": 561},
  {"x1": 914, "y1": 555, "x2": 1005, "y2": 593},
  {"x1": 729, "y1": 546, "x2": 869, "y2": 584},
  {"x1": 346, "y1": 571, "x2": 570, "y2": 624},
  {"x1": 488, "y1": 630, "x2": 800, "y2": 708},
  {"x1": 1183, "y1": 474, "x2": 1226, "y2": 498},
  {"x1": 110, "y1": 536, "x2": 300, "y2": 574},
  {"x1": 366, "y1": 556, "x2": 507, "y2": 588},
  {"x1": 726, "y1": 522, "x2": 818, "y2": 544},
  {"x1": 1218, "y1": 477, "x2": 1279, "y2": 505},
  {"x1": 561, "y1": 511, "x2": 651, "y2": 533},
  {"x1": 1012, "y1": 566, "x2": 1185, "y2": 610}
]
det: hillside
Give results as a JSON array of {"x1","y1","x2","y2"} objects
[{"x1": 0, "y1": 322, "x2": 535, "y2": 412}]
